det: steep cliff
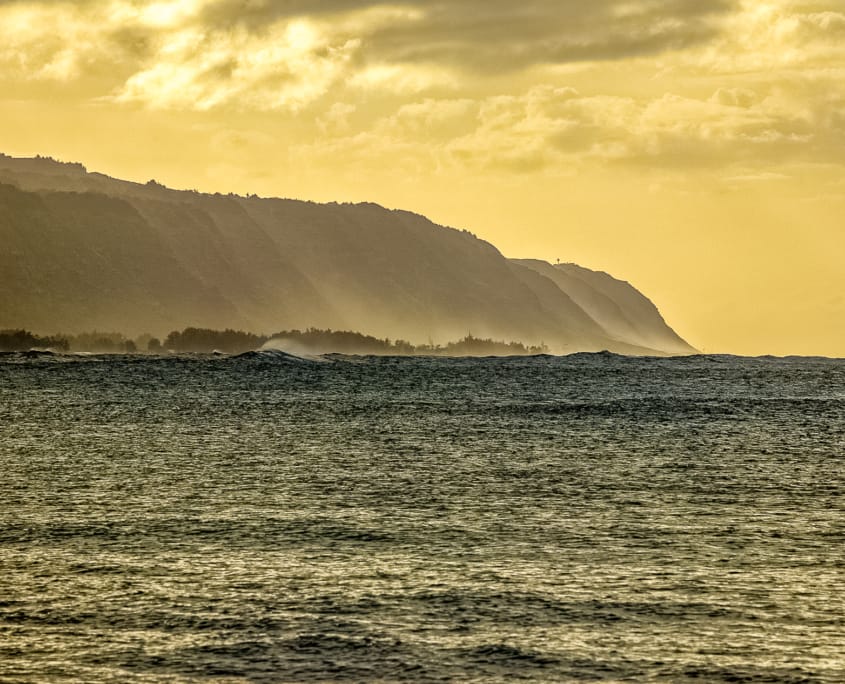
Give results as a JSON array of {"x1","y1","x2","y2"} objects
[{"x1": 0, "y1": 154, "x2": 695, "y2": 354}]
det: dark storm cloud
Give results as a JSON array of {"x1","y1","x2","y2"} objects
[{"x1": 198, "y1": 0, "x2": 737, "y2": 70}]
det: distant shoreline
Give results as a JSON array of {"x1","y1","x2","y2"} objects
[
  {"x1": 0, "y1": 326, "x2": 550, "y2": 357},
  {"x1": 3, "y1": 329, "x2": 842, "y2": 361}
]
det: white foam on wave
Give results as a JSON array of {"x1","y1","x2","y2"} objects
[{"x1": 257, "y1": 339, "x2": 331, "y2": 363}]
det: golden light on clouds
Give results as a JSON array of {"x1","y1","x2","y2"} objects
[{"x1": 1, "y1": 0, "x2": 844, "y2": 355}]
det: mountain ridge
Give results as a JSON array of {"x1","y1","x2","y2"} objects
[{"x1": 0, "y1": 153, "x2": 696, "y2": 355}]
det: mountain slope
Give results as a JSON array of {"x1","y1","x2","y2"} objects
[
  {"x1": 512, "y1": 259, "x2": 696, "y2": 355},
  {"x1": 0, "y1": 154, "x2": 695, "y2": 354}
]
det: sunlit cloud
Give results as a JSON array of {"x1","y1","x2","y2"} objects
[
  {"x1": 347, "y1": 63, "x2": 455, "y2": 94},
  {"x1": 0, "y1": 3, "x2": 110, "y2": 82},
  {"x1": 0, "y1": 0, "x2": 734, "y2": 98},
  {"x1": 294, "y1": 79, "x2": 835, "y2": 177},
  {"x1": 0, "y1": 0, "x2": 843, "y2": 168},
  {"x1": 113, "y1": 20, "x2": 360, "y2": 111}
]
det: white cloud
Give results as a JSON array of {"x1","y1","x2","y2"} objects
[{"x1": 113, "y1": 21, "x2": 360, "y2": 111}]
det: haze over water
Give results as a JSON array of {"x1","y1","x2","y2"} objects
[{"x1": 1, "y1": 351, "x2": 843, "y2": 682}]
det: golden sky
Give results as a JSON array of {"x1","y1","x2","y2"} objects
[{"x1": 2, "y1": 0, "x2": 843, "y2": 356}]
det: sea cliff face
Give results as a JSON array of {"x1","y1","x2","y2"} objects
[{"x1": 0, "y1": 154, "x2": 695, "y2": 355}]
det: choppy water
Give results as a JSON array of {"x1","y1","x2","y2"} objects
[{"x1": 1, "y1": 351, "x2": 844, "y2": 683}]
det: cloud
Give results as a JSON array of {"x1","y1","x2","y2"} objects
[
  {"x1": 0, "y1": 3, "x2": 138, "y2": 82},
  {"x1": 113, "y1": 20, "x2": 361, "y2": 111},
  {"x1": 0, "y1": 1, "x2": 364, "y2": 109},
  {"x1": 1, "y1": 0, "x2": 844, "y2": 174},
  {"x1": 724, "y1": 171, "x2": 791, "y2": 182},
  {"x1": 0, "y1": 0, "x2": 735, "y2": 107},
  {"x1": 359, "y1": 1, "x2": 734, "y2": 71},
  {"x1": 682, "y1": 0, "x2": 845, "y2": 75},
  {"x1": 295, "y1": 82, "x2": 840, "y2": 175},
  {"x1": 194, "y1": 0, "x2": 735, "y2": 71},
  {"x1": 454, "y1": 85, "x2": 815, "y2": 169}
]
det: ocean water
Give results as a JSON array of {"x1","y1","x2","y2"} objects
[{"x1": 1, "y1": 351, "x2": 843, "y2": 683}]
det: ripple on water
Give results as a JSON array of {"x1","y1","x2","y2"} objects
[{"x1": 0, "y1": 354, "x2": 843, "y2": 682}]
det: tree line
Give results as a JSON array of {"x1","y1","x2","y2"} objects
[
  {"x1": 0, "y1": 329, "x2": 140, "y2": 353},
  {"x1": 1, "y1": 327, "x2": 548, "y2": 356}
]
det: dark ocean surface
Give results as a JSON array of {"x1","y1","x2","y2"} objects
[{"x1": 1, "y1": 352, "x2": 843, "y2": 683}]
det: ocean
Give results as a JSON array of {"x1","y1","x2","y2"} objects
[{"x1": 1, "y1": 351, "x2": 843, "y2": 683}]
